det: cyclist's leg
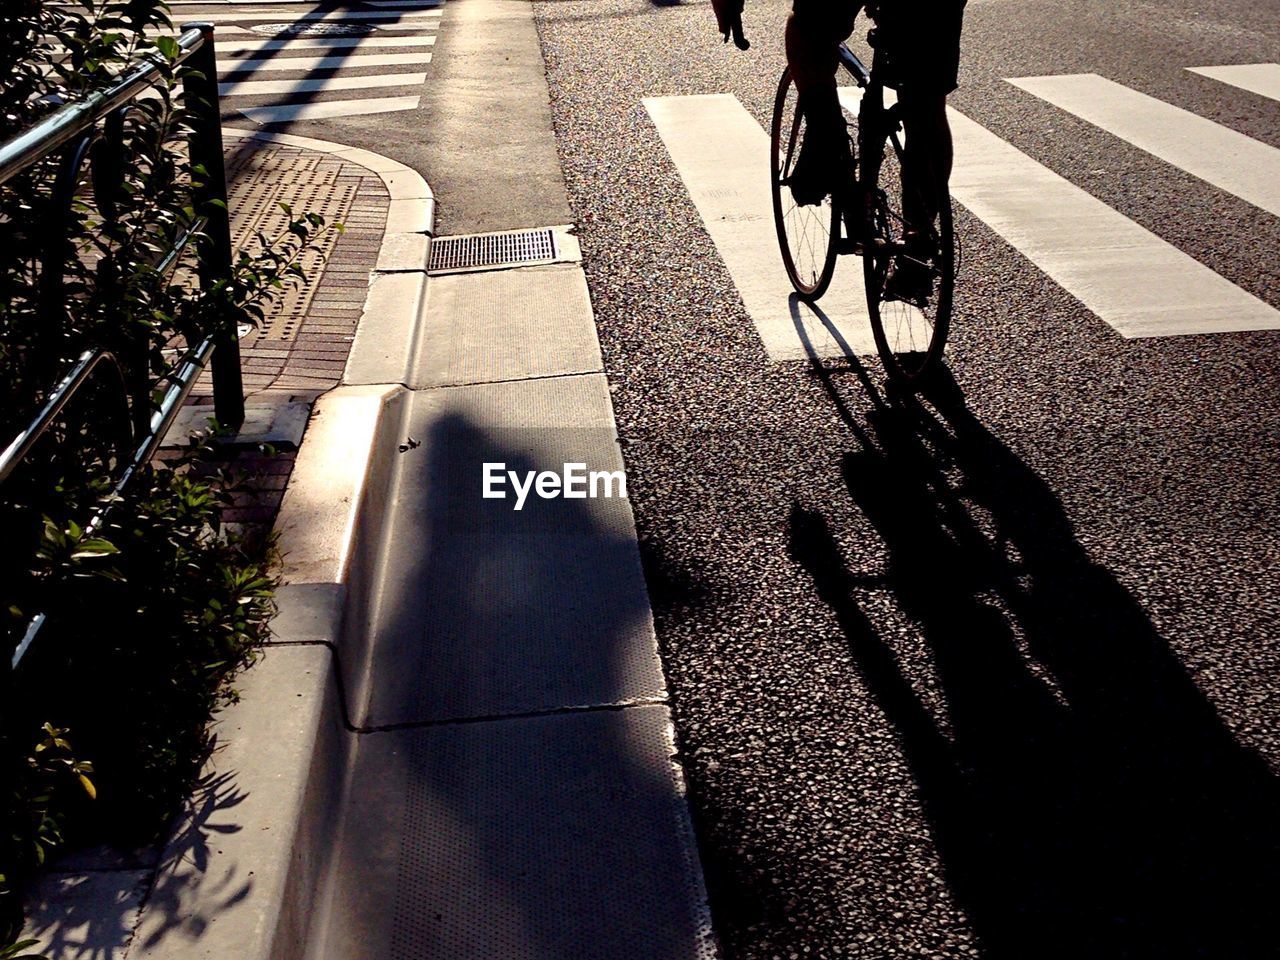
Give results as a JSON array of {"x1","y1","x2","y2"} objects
[
  {"x1": 783, "y1": 1, "x2": 858, "y2": 205},
  {"x1": 784, "y1": 2, "x2": 854, "y2": 102},
  {"x1": 899, "y1": 89, "x2": 951, "y2": 239},
  {"x1": 894, "y1": 1, "x2": 964, "y2": 251}
]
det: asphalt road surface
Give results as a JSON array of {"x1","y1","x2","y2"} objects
[
  {"x1": 198, "y1": 0, "x2": 1280, "y2": 956},
  {"x1": 531, "y1": 1, "x2": 1280, "y2": 958}
]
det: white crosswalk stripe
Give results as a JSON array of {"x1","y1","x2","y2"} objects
[
  {"x1": 844, "y1": 86, "x2": 1278, "y2": 339},
  {"x1": 220, "y1": 51, "x2": 435, "y2": 74},
  {"x1": 219, "y1": 71, "x2": 426, "y2": 98},
  {"x1": 237, "y1": 96, "x2": 422, "y2": 124},
  {"x1": 1008, "y1": 73, "x2": 1280, "y2": 219},
  {"x1": 205, "y1": 9, "x2": 441, "y2": 22},
  {"x1": 942, "y1": 107, "x2": 1279, "y2": 338},
  {"x1": 168, "y1": 0, "x2": 379, "y2": 5},
  {"x1": 1187, "y1": 63, "x2": 1280, "y2": 103},
  {"x1": 217, "y1": 52, "x2": 433, "y2": 74},
  {"x1": 645, "y1": 95, "x2": 876, "y2": 363},
  {"x1": 217, "y1": 35, "x2": 438, "y2": 55},
  {"x1": 181, "y1": 0, "x2": 446, "y2": 123},
  {"x1": 646, "y1": 70, "x2": 1280, "y2": 362},
  {"x1": 211, "y1": 20, "x2": 436, "y2": 34}
]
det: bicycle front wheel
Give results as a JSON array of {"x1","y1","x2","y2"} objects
[
  {"x1": 861, "y1": 134, "x2": 955, "y2": 385},
  {"x1": 771, "y1": 67, "x2": 839, "y2": 302}
]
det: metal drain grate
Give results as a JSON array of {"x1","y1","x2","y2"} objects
[{"x1": 428, "y1": 228, "x2": 557, "y2": 274}]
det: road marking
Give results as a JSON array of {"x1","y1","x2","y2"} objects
[
  {"x1": 238, "y1": 95, "x2": 421, "y2": 124},
  {"x1": 214, "y1": 9, "x2": 442, "y2": 21},
  {"x1": 194, "y1": 22, "x2": 438, "y2": 37},
  {"x1": 1187, "y1": 63, "x2": 1280, "y2": 103},
  {"x1": 645, "y1": 95, "x2": 874, "y2": 362},
  {"x1": 213, "y1": 22, "x2": 437, "y2": 34},
  {"x1": 168, "y1": 0, "x2": 378, "y2": 4},
  {"x1": 216, "y1": 34, "x2": 438, "y2": 54},
  {"x1": 915, "y1": 99, "x2": 1280, "y2": 337},
  {"x1": 218, "y1": 51, "x2": 433, "y2": 73},
  {"x1": 1008, "y1": 73, "x2": 1280, "y2": 219},
  {"x1": 220, "y1": 71, "x2": 426, "y2": 97}
]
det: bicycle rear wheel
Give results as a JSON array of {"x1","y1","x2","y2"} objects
[
  {"x1": 771, "y1": 67, "x2": 839, "y2": 302},
  {"x1": 860, "y1": 131, "x2": 955, "y2": 385}
]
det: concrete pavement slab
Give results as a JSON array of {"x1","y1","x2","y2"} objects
[
  {"x1": 22, "y1": 869, "x2": 150, "y2": 960},
  {"x1": 311, "y1": 706, "x2": 716, "y2": 960},
  {"x1": 410, "y1": 263, "x2": 603, "y2": 388},
  {"x1": 357, "y1": 373, "x2": 663, "y2": 726}
]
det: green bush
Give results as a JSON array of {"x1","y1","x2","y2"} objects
[
  {"x1": 1, "y1": 447, "x2": 286, "y2": 944},
  {"x1": 0, "y1": 1, "x2": 333, "y2": 948}
]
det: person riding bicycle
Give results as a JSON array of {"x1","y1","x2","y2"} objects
[{"x1": 712, "y1": 0, "x2": 966, "y2": 301}]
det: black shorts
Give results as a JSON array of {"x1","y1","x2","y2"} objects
[{"x1": 791, "y1": 0, "x2": 967, "y2": 95}]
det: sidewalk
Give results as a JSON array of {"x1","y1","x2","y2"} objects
[
  {"x1": 24, "y1": 3, "x2": 717, "y2": 956},
  {"x1": 19, "y1": 127, "x2": 422, "y2": 959},
  {"x1": 180, "y1": 131, "x2": 395, "y2": 535}
]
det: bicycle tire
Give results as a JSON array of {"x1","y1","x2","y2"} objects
[
  {"x1": 771, "y1": 67, "x2": 839, "y2": 302},
  {"x1": 860, "y1": 123, "x2": 955, "y2": 386}
]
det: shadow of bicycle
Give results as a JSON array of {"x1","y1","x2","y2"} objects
[{"x1": 787, "y1": 364, "x2": 1280, "y2": 958}]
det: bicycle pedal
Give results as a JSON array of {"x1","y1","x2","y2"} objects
[{"x1": 836, "y1": 237, "x2": 865, "y2": 256}]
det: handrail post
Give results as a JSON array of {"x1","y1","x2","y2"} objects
[{"x1": 181, "y1": 22, "x2": 244, "y2": 430}]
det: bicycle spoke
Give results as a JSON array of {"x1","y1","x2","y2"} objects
[
  {"x1": 772, "y1": 67, "x2": 838, "y2": 301},
  {"x1": 861, "y1": 113, "x2": 954, "y2": 385}
]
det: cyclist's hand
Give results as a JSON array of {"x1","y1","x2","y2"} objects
[{"x1": 711, "y1": 0, "x2": 750, "y2": 50}]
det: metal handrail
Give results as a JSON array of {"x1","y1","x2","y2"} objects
[
  {"x1": 0, "y1": 26, "x2": 205, "y2": 187},
  {"x1": 0, "y1": 21, "x2": 244, "y2": 670},
  {"x1": 0, "y1": 349, "x2": 130, "y2": 489}
]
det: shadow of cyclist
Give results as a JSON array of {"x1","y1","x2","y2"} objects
[{"x1": 787, "y1": 367, "x2": 1280, "y2": 959}]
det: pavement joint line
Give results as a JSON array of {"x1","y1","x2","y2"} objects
[
  {"x1": 422, "y1": 366, "x2": 614, "y2": 390},
  {"x1": 271, "y1": 637, "x2": 672, "y2": 735},
  {"x1": 352, "y1": 697, "x2": 674, "y2": 735}
]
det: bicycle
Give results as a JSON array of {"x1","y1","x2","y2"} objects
[{"x1": 770, "y1": 36, "x2": 956, "y2": 385}]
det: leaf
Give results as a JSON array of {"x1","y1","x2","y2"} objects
[
  {"x1": 78, "y1": 774, "x2": 97, "y2": 800},
  {"x1": 71, "y1": 538, "x2": 121, "y2": 559},
  {"x1": 0, "y1": 939, "x2": 48, "y2": 960}
]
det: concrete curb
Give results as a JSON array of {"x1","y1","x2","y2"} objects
[
  {"x1": 221, "y1": 130, "x2": 437, "y2": 390},
  {"x1": 132, "y1": 132, "x2": 434, "y2": 959},
  {"x1": 22, "y1": 134, "x2": 434, "y2": 960},
  {"x1": 223, "y1": 127, "x2": 437, "y2": 242},
  {"x1": 127, "y1": 375, "x2": 409, "y2": 959}
]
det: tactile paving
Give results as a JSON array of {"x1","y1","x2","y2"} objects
[{"x1": 224, "y1": 145, "x2": 358, "y2": 341}]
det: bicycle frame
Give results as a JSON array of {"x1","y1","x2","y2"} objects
[
  {"x1": 833, "y1": 41, "x2": 919, "y2": 259},
  {"x1": 772, "y1": 39, "x2": 956, "y2": 382},
  {"x1": 836, "y1": 43, "x2": 871, "y2": 88},
  {"x1": 836, "y1": 42, "x2": 907, "y2": 176}
]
